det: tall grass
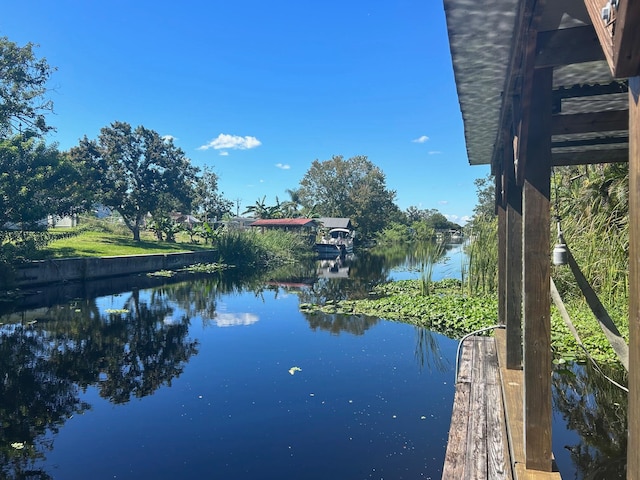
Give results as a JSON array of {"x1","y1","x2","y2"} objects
[
  {"x1": 552, "y1": 164, "x2": 629, "y2": 306},
  {"x1": 215, "y1": 229, "x2": 312, "y2": 270},
  {"x1": 416, "y1": 241, "x2": 444, "y2": 296},
  {"x1": 465, "y1": 215, "x2": 498, "y2": 295}
]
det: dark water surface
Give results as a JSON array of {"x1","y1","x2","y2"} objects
[{"x1": 0, "y1": 243, "x2": 627, "y2": 479}]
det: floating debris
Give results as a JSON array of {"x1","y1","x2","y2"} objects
[
  {"x1": 288, "y1": 366, "x2": 302, "y2": 375},
  {"x1": 105, "y1": 309, "x2": 129, "y2": 314},
  {"x1": 11, "y1": 442, "x2": 25, "y2": 450},
  {"x1": 147, "y1": 270, "x2": 175, "y2": 278}
]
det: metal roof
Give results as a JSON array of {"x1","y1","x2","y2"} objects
[
  {"x1": 317, "y1": 217, "x2": 352, "y2": 230},
  {"x1": 249, "y1": 218, "x2": 318, "y2": 227}
]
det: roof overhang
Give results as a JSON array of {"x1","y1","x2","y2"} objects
[{"x1": 443, "y1": 0, "x2": 638, "y2": 170}]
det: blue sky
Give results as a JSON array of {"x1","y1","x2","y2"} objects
[{"x1": 3, "y1": 0, "x2": 489, "y2": 224}]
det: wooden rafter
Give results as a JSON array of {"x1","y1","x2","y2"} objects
[
  {"x1": 551, "y1": 109, "x2": 628, "y2": 135},
  {"x1": 584, "y1": 0, "x2": 640, "y2": 77},
  {"x1": 552, "y1": 148, "x2": 628, "y2": 165},
  {"x1": 583, "y1": 0, "x2": 615, "y2": 73},
  {"x1": 551, "y1": 135, "x2": 627, "y2": 148},
  {"x1": 612, "y1": 0, "x2": 640, "y2": 77}
]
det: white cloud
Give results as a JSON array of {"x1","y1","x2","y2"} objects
[
  {"x1": 162, "y1": 134, "x2": 176, "y2": 143},
  {"x1": 275, "y1": 163, "x2": 290, "y2": 170},
  {"x1": 198, "y1": 133, "x2": 262, "y2": 151},
  {"x1": 438, "y1": 200, "x2": 449, "y2": 205},
  {"x1": 412, "y1": 135, "x2": 429, "y2": 143},
  {"x1": 428, "y1": 151, "x2": 442, "y2": 155},
  {"x1": 445, "y1": 214, "x2": 471, "y2": 225},
  {"x1": 219, "y1": 151, "x2": 229, "y2": 156}
]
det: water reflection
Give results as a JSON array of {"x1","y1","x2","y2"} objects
[
  {"x1": 0, "y1": 288, "x2": 199, "y2": 477},
  {"x1": 553, "y1": 361, "x2": 628, "y2": 479},
  {"x1": 0, "y1": 242, "x2": 628, "y2": 479}
]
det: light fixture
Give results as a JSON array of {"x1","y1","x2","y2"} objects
[{"x1": 552, "y1": 219, "x2": 568, "y2": 266}]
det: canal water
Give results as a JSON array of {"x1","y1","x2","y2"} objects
[{"x1": 0, "y1": 243, "x2": 627, "y2": 479}]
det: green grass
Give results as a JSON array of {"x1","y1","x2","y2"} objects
[{"x1": 36, "y1": 230, "x2": 211, "y2": 259}]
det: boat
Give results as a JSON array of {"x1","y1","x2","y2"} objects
[{"x1": 314, "y1": 228, "x2": 354, "y2": 256}]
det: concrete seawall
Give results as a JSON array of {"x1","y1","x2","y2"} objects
[{"x1": 13, "y1": 250, "x2": 217, "y2": 287}]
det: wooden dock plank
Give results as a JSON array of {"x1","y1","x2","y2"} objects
[
  {"x1": 443, "y1": 336, "x2": 510, "y2": 480},
  {"x1": 468, "y1": 380, "x2": 489, "y2": 479},
  {"x1": 457, "y1": 336, "x2": 474, "y2": 383},
  {"x1": 442, "y1": 382, "x2": 471, "y2": 478},
  {"x1": 486, "y1": 337, "x2": 512, "y2": 479}
]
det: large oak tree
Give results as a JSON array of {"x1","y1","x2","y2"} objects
[
  {"x1": 297, "y1": 155, "x2": 399, "y2": 239},
  {"x1": 71, "y1": 121, "x2": 198, "y2": 241}
]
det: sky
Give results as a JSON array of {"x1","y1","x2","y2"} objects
[{"x1": 2, "y1": 0, "x2": 490, "y2": 225}]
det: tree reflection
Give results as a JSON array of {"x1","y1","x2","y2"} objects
[
  {"x1": 0, "y1": 324, "x2": 89, "y2": 479},
  {"x1": 0, "y1": 284, "x2": 200, "y2": 477},
  {"x1": 553, "y1": 361, "x2": 627, "y2": 479},
  {"x1": 304, "y1": 311, "x2": 380, "y2": 335}
]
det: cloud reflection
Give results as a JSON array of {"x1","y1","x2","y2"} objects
[{"x1": 213, "y1": 312, "x2": 259, "y2": 327}]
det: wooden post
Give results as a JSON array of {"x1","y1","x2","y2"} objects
[
  {"x1": 505, "y1": 150, "x2": 523, "y2": 370},
  {"x1": 498, "y1": 188, "x2": 507, "y2": 328},
  {"x1": 628, "y1": 76, "x2": 640, "y2": 480},
  {"x1": 522, "y1": 66, "x2": 553, "y2": 472}
]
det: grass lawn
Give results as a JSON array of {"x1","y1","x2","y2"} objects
[{"x1": 37, "y1": 230, "x2": 213, "y2": 259}]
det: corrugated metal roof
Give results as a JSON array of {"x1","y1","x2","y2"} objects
[{"x1": 249, "y1": 218, "x2": 318, "y2": 227}]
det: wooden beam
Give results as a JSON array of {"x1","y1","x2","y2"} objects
[
  {"x1": 536, "y1": 25, "x2": 605, "y2": 67},
  {"x1": 612, "y1": 1, "x2": 640, "y2": 78},
  {"x1": 553, "y1": 81, "x2": 628, "y2": 101},
  {"x1": 498, "y1": 199, "x2": 506, "y2": 329},
  {"x1": 514, "y1": 1, "x2": 547, "y2": 185},
  {"x1": 552, "y1": 148, "x2": 628, "y2": 165},
  {"x1": 628, "y1": 75, "x2": 640, "y2": 480},
  {"x1": 505, "y1": 150, "x2": 523, "y2": 370},
  {"x1": 522, "y1": 67, "x2": 553, "y2": 472},
  {"x1": 551, "y1": 109, "x2": 628, "y2": 135},
  {"x1": 583, "y1": 0, "x2": 615, "y2": 74},
  {"x1": 551, "y1": 136, "x2": 627, "y2": 148}
]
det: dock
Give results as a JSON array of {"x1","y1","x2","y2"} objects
[{"x1": 442, "y1": 330, "x2": 562, "y2": 480}]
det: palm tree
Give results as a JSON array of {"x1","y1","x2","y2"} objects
[{"x1": 243, "y1": 196, "x2": 284, "y2": 219}]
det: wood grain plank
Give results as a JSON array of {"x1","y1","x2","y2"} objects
[
  {"x1": 505, "y1": 161, "x2": 523, "y2": 369},
  {"x1": 442, "y1": 382, "x2": 471, "y2": 479},
  {"x1": 627, "y1": 76, "x2": 640, "y2": 480},
  {"x1": 487, "y1": 376, "x2": 511, "y2": 479},
  {"x1": 457, "y1": 339, "x2": 473, "y2": 384},
  {"x1": 468, "y1": 380, "x2": 488, "y2": 479},
  {"x1": 522, "y1": 66, "x2": 553, "y2": 472}
]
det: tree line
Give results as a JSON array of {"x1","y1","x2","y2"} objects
[{"x1": 1, "y1": 35, "x2": 459, "y2": 258}]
